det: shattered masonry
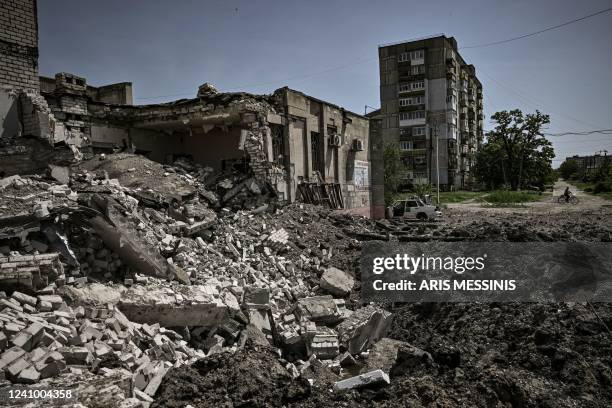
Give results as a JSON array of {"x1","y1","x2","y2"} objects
[{"x1": 3, "y1": 69, "x2": 375, "y2": 217}]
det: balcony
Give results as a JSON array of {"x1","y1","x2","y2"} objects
[
  {"x1": 399, "y1": 117, "x2": 426, "y2": 127},
  {"x1": 402, "y1": 148, "x2": 427, "y2": 156}
]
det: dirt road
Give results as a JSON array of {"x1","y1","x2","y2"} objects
[{"x1": 446, "y1": 180, "x2": 611, "y2": 215}]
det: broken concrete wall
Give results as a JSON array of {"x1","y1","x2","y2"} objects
[
  {"x1": 0, "y1": 89, "x2": 20, "y2": 141},
  {"x1": 0, "y1": 0, "x2": 39, "y2": 92},
  {"x1": 89, "y1": 124, "x2": 129, "y2": 151},
  {"x1": 277, "y1": 88, "x2": 373, "y2": 215},
  {"x1": 86, "y1": 82, "x2": 133, "y2": 105}
]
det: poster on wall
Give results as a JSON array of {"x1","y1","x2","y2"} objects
[{"x1": 354, "y1": 160, "x2": 370, "y2": 190}]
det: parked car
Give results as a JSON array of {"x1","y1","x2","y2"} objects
[{"x1": 386, "y1": 197, "x2": 442, "y2": 220}]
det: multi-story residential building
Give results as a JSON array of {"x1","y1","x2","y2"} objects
[
  {"x1": 377, "y1": 35, "x2": 484, "y2": 190},
  {"x1": 566, "y1": 153, "x2": 611, "y2": 175}
]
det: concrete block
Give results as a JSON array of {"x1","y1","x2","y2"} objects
[
  {"x1": 333, "y1": 369, "x2": 390, "y2": 391},
  {"x1": 17, "y1": 366, "x2": 40, "y2": 383},
  {"x1": 320, "y1": 267, "x2": 354, "y2": 296},
  {"x1": 118, "y1": 285, "x2": 227, "y2": 328},
  {"x1": 59, "y1": 346, "x2": 93, "y2": 365},
  {"x1": 6, "y1": 357, "x2": 31, "y2": 379},
  {"x1": 37, "y1": 295, "x2": 63, "y2": 309},
  {"x1": 296, "y1": 296, "x2": 343, "y2": 324},
  {"x1": 143, "y1": 367, "x2": 167, "y2": 396},
  {"x1": 11, "y1": 291, "x2": 37, "y2": 307},
  {"x1": 337, "y1": 305, "x2": 393, "y2": 354},
  {"x1": 11, "y1": 331, "x2": 33, "y2": 351},
  {"x1": 0, "y1": 347, "x2": 26, "y2": 370}
]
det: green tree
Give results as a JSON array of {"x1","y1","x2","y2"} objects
[
  {"x1": 383, "y1": 143, "x2": 401, "y2": 205},
  {"x1": 477, "y1": 109, "x2": 554, "y2": 190},
  {"x1": 558, "y1": 159, "x2": 579, "y2": 180}
]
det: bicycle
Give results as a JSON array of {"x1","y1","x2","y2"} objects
[{"x1": 557, "y1": 194, "x2": 579, "y2": 204}]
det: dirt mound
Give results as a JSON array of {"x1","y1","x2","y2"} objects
[
  {"x1": 387, "y1": 302, "x2": 612, "y2": 407},
  {"x1": 152, "y1": 346, "x2": 311, "y2": 408}
]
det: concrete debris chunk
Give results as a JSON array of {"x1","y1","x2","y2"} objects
[
  {"x1": 336, "y1": 305, "x2": 393, "y2": 355},
  {"x1": 333, "y1": 369, "x2": 390, "y2": 391},
  {"x1": 118, "y1": 285, "x2": 227, "y2": 327},
  {"x1": 296, "y1": 296, "x2": 344, "y2": 325},
  {"x1": 319, "y1": 266, "x2": 354, "y2": 296}
]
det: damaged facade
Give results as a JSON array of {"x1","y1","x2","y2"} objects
[
  {"x1": 36, "y1": 78, "x2": 375, "y2": 216},
  {"x1": 2, "y1": 0, "x2": 375, "y2": 217}
]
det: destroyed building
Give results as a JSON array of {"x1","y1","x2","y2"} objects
[
  {"x1": 36, "y1": 76, "x2": 375, "y2": 216},
  {"x1": 1, "y1": 0, "x2": 376, "y2": 217}
]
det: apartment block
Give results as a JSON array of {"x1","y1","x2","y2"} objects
[
  {"x1": 377, "y1": 35, "x2": 484, "y2": 190},
  {"x1": 566, "y1": 153, "x2": 611, "y2": 175}
]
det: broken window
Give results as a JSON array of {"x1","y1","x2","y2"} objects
[
  {"x1": 311, "y1": 132, "x2": 322, "y2": 173},
  {"x1": 271, "y1": 125, "x2": 284, "y2": 165}
]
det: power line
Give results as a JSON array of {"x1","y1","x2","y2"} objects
[
  {"x1": 545, "y1": 129, "x2": 612, "y2": 137},
  {"x1": 477, "y1": 68, "x2": 606, "y2": 131},
  {"x1": 462, "y1": 7, "x2": 612, "y2": 49},
  {"x1": 134, "y1": 8, "x2": 612, "y2": 102}
]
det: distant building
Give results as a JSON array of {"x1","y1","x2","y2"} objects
[
  {"x1": 376, "y1": 35, "x2": 484, "y2": 190},
  {"x1": 566, "y1": 153, "x2": 611, "y2": 174}
]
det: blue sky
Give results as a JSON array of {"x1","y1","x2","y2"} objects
[{"x1": 37, "y1": 0, "x2": 612, "y2": 166}]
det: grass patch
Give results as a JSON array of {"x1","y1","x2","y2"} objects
[
  {"x1": 397, "y1": 191, "x2": 486, "y2": 205},
  {"x1": 483, "y1": 190, "x2": 544, "y2": 205},
  {"x1": 572, "y1": 181, "x2": 612, "y2": 201}
]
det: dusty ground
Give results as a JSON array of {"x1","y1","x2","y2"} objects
[{"x1": 151, "y1": 183, "x2": 612, "y2": 408}]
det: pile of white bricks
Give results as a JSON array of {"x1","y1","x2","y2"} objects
[{"x1": 0, "y1": 288, "x2": 206, "y2": 406}]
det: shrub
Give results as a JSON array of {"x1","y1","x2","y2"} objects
[{"x1": 593, "y1": 181, "x2": 612, "y2": 194}]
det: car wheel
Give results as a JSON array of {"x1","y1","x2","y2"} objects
[{"x1": 416, "y1": 213, "x2": 428, "y2": 220}]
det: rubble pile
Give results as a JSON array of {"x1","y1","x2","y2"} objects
[
  {"x1": 2, "y1": 153, "x2": 612, "y2": 406},
  {"x1": 0, "y1": 288, "x2": 206, "y2": 405},
  {"x1": 0, "y1": 153, "x2": 403, "y2": 406}
]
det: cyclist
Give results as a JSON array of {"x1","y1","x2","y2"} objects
[{"x1": 563, "y1": 186, "x2": 572, "y2": 203}]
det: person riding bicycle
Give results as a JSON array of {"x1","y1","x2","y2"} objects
[{"x1": 563, "y1": 186, "x2": 572, "y2": 202}]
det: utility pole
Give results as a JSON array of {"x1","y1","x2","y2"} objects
[{"x1": 434, "y1": 120, "x2": 440, "y2": 205}]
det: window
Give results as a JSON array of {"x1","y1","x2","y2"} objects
[
  {"x1": 311, "y1": 132, "x2": 322, "y2": 172},
  {"x1": 399, "y1": 96, "x2": 425, "y2": 107},
  {"x1": 410, "y1": 111, "x2": 425, "y2": 119},
  {"x1": 271, "y1": 125, "x2": 285, "y2": 165},
  {"x1": 410, "y1": 50, "x2": 424, "y2": 60},
  {"x1": 398, "y1": 52, "x2": 409, "y2": 62},
  {"x1": 400, "y1": 111, "x2": 425, "y2": 121},
  {"x1": 411, "y1": 65, "x2": 425, "y2": 75},
  {"x1": 406, "y1": 200, "x2": 420, "y2": 208},
  {"x1": 400, "y1": 141, "x2": 412, "y2": 150},
  {"x1": 413, "y1": 127, "x2": 426, "y2": 137},
  {"x1": 446, "y1": 95, "x2": 454, "y2": 103},
  {"x1": 399, "y1": 81, "x2": 425, "y2": 93}
]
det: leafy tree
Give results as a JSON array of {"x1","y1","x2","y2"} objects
[
  {"x1": 558, "y1": 159, "x2": 579, "y2": 180},
  {"x1": 412, "y1": 182, "x2": 432, "y2": 200},
  {"x1": 383, "y1": 143, "x2": 401, "y2": 205},
  {"x1": 476, "y1": 109, "x2": 554, "y2": 190}
]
